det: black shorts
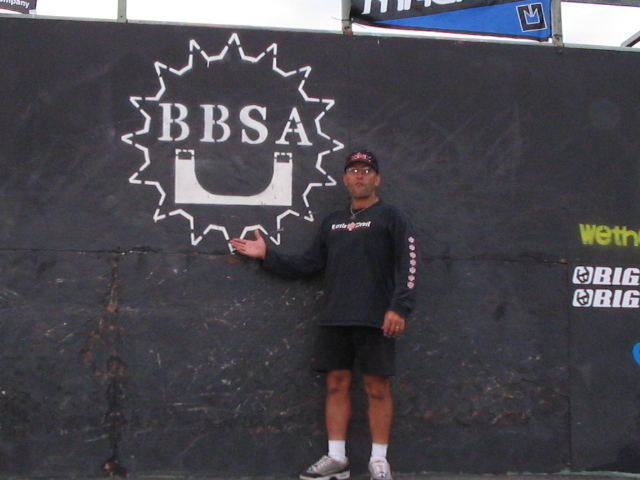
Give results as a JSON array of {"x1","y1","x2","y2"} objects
[{"x1": 311, "y1": 326, "x2": 396, "y2": 376}]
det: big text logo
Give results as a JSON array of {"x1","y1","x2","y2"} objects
[
  {"x1": 572, "y1": 266, "x2": 640, "y2": 308},
  {"x1": 121, "y1": 34, "x2": 344, "y2": 250}
]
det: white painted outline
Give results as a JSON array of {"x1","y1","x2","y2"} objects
[{"x1": 121, "y1": 33, "x2": 344, "y2": 251}]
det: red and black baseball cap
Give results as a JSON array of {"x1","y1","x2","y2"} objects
[{"x1": 344, "y1": 150, "x2": 379, "y2": 173}]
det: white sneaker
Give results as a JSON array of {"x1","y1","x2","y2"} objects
[
  {"x1": 368, "y1": 458, "x2": 392, "y2": 480},
  {"x1": 300, "y1": 455, "x2": 350, "y2": 480}
]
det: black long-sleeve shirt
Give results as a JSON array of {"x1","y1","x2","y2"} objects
[{"x1": 262, "y1": 200, "x2": 417, "y2": 328}]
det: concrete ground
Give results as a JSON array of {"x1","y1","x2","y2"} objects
[{"x1": 98, "y1": 473, "x2": 640, "y2": 480}]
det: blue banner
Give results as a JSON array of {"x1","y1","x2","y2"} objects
[{"x1": 351, "y1": 0, "x2": 552, "y2": 41}]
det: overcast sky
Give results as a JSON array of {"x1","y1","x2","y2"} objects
[{"x1": 3, "y1": 0, "x2": 640, "y2": 48}]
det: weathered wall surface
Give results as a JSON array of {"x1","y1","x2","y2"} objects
[{"x1": 1, "y1": 16, "x2": 639, "y2": 477}]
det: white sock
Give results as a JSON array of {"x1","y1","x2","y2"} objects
[
  {"x1": 328, "y1": 440, "x2": 347, "y2": 462},
  {"x1": 370, "y1": 443, "x2": 388, "y2": 461}
]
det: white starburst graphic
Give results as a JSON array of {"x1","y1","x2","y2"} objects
[{"x1": 121, "y1": 33, "x2": 343, "y2": 251}]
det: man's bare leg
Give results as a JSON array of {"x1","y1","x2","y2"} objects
[
  {"x1": 326, "y1": 369, "x2": 353, "y2": 441},
  {"x1": 298, "y1": 370, "x2": 353, "y2": 480},
  {"x1": 364, "y1": 374, "x2": 393, "y2": 444},
  {"x1": 364, "y1": 374, "x2": 393, "y2": 480}
]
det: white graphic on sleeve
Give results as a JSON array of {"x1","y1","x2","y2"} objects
[{"x1": 407, "y1": 236, "x2": 417, "y2": 289}]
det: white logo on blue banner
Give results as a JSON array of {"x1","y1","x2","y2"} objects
[{"x1": 352, "y1": 0, "x2": 552, "y2": 41}]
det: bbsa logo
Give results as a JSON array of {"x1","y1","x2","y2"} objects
[{"x1": 122, "y1": 34, "x2": 343, "y2": 249}]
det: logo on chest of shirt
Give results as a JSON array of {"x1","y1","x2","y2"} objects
[{"x1": 332, "y1": 221, "x2": 372, "y2": 232}]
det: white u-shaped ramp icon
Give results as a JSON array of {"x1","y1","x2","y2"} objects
[{"x1": 174, "y1": 149, "x2": 293, "y2": 206}]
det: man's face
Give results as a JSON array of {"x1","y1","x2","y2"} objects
[{"x1": 343, "y1": 162, "x2": 381, "y2": 200}]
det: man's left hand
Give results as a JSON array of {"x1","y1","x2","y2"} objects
[{"x1": 383, "y1": 310, "x2": 406, "y2": 338}]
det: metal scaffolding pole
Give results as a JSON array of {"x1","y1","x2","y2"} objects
[
  {"x1": 551, "y1": 0, "x2": 564, "y2": 46},
  {"x1": 622, "y1": 29, "x2": 640, "y2": 47},
  {"x1": 342, "y1": 0, "x2": 352, "y2": 34},
  {"x1": 117, "y1": 0, "x2": 127, "y2": 22}
]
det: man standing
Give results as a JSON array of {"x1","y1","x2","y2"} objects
[{"x1": 231, "y1": 150, "x2": 417, "y2": 480}]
